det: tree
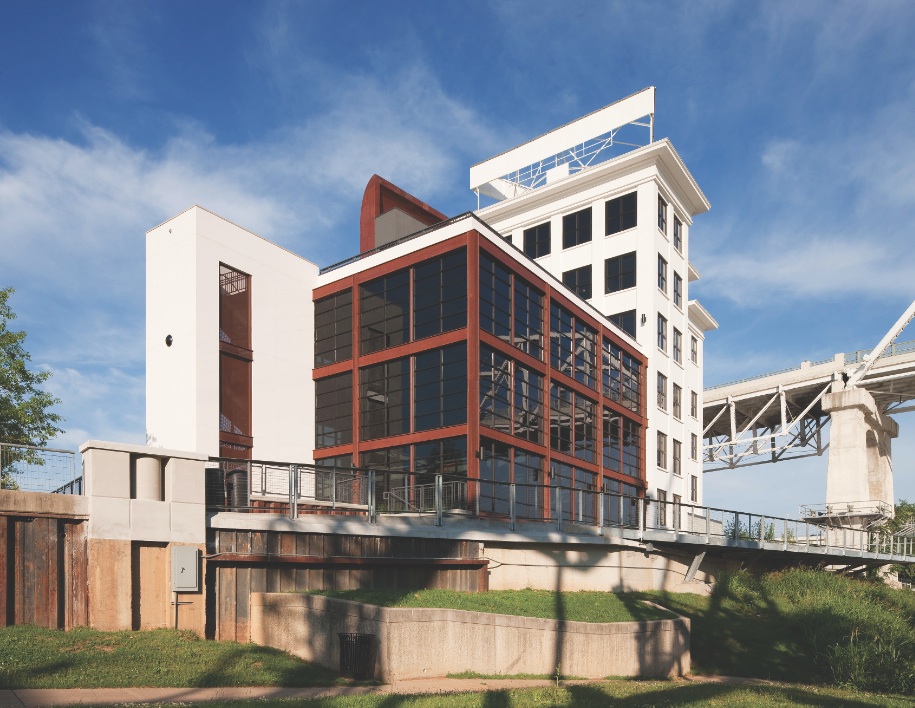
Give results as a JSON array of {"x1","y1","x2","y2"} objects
[
  {"x1": 885, "y1": 499, "x2": 915, "y2": 582},
  {"x1": 0, "y1": 287, "x2": 64, "y2": 489}
]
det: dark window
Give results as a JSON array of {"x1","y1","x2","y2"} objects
[
  {"x1": 513, "y1": 277, "x2": 544, "y2": 360},
  {"x1": 315, "y1": 372, "x2": 352, "y2": 448},
  {"x1": 605, "y1": 192, "x2": 637, "y2": 235},
  {"x1": 549, "y1": 302, "x2": 574, "y2": 377},
  {"x1": 658, "y1": 196, "x2": 668, "y2": 233},
  {"x1": 514, "y1": 449, "x2": 544, "y2": 519},
  {"x1": 549, "y1": 384, "x2": 596, "y2": 463},
  {"x1": 609, "y1": 310, "x2": 636, "y2": 337},
  {"x1": 315, "y1": 289, "x2": 352, "y2": 367},
  {"x1": 479, "y1": 438, "x2": 511, "y2": 515},
  {"x1": 673, "y1": 272, "x2": 682, "y2": 308},
  {"x1": 658, "y1": 488, "x2": 668, "y2": 526},
  {"x1": 673, "y1": 384, "x2": 682, "y2": 419},
  {"x1": 523, "y1": 222, "x2": 551, "y2": 258},
  {"x1": 360, "y1": 269, "x2": 410, "y2": 354},
  {"x1": 414, "y1": 437, "x2": 467, "y2": 476},
  {"x1": 690, "y1": 474, "x2": 698, "y2": 503},
  {"x1": 690, "y1": 390, "x2": 698, "y2": 418},
  {"x1": 562, "y1": 207, "x2": 592, "y2": 249},
  {"x1": 602, "y1": 409, "x2": 621, "y2": 473},
  {"x1": 622, "y1": 419, "x2": 641, "y2": 478},
  {"x1": 691, "y1": 433, "x2": 698, "y2": 460},
  {"x1": 479, "y1": 346, "x2": 513, "y2": 436},
  {"x1": 313, "y1": 455, "x2": 354, "y2": 503},
  {"x1": 657, "y1": 432, "x2": 667, "y2": 469},
  {"x1": 360, "y1": 358, "x2": 410, "y2": 440},
  {"x1": 657, "y1": 372, "x2": 667, "y2": 410},
  {"x1": 674, "y1": 217, "x2": 683, "y2": 251},
  {"x1": 562, "y1": 265, "x2": 592, "y2": 300},
  {"x1": 605, "y1": 252, "x2": 636, "y2": 293},
  {"x1": 361, "y1": 446, "x2": 410, "y2": 512},
  {"x1": 658, "y1": 254, "x2": 667, "y2": 292},
  {"x1": 658, "y1": 314, "x2": 667, "y2": 352},
  {"x1": 603, "y1": 339, "x2": 641, "y2": 413},
  {"x1": 550, "y1": 461, "x2": 597, "y2": 525},
  {"x1": 514, "y1": 364, "x2": 543, "y2": 443},
  {"x1": 691, "y1": 336, "x2": 699, "y2": 364},
  {"x1": 673, "y1": 328, "x2": 682, "y2": 363},
  {"x1": 574, "y1": 319, "x2": 598, "y2": 389},
  {"x1": 549, "y1": 302, "x2": 597, "y2": 389},
  {"x1": 414, "y1": 343, "x2": 467, "y2": 432},
  {"x1": 480, "y1": 346, "x2": 543, "y2": 444},
  {"x1": 413, "y1": 249, "x2": 467, "y2": 340},
  {"x1": 673, "y1": 439, "x2": 682, "y2": 476},
  {"x1": 480, "y1": 252, "x2": 512, "y2": 343}
]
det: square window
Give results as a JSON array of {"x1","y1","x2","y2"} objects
[
  {"x1": 605, "y1": 252, "x2": 636, "y2": 293},
  {"x1": 562, "y1": 207, "x2": 592, "y2": 249},
  {"x1": 605, "y1": 192, "x2": 637, "y2": 235},
  {"x1": 562, "y1": 265, "x2": 592, "y2": 300},
  {"x1": 609, "y1": 310, "x2": 636, "y2": 338},
  {"x1": 523, "y1": 222, "x2": 551, "y2": 259}
]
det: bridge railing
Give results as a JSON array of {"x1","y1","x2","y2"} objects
[{"x1": 205, "y1": 458, "x2": 915, "y2": 559}]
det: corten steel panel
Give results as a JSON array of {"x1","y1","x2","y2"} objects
[
  {"x1": 219, "y1": 265, "x2": 252, "y2": 350},
  {"x1": 359, "y1": 175, "x2": 448, "y2": 254},
  {"x1": 65, "y1": 521, "x2": 89, "y2": 629},
  {"x1": 0, "y1": 516, "x2": 7, "y2": 626}
]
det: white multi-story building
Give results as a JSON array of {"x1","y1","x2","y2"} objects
[{"x1": 473, "y1": 88, "x2": 717, "y2": 507}]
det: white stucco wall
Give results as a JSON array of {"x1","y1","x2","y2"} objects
[
  {"x1": 477, "y1": 141, "x2": 711, "y2": 507},
  {"x1": 146, "y1": 206, "x2": 319, "y2": 462}
]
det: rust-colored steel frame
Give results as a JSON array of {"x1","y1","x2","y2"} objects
[
  {"x1": 312, "y1": 230, "x2": 647, "y2": 503},
  {"x1": 219, "y1": 262, "x2": 254, "y2": 460}
]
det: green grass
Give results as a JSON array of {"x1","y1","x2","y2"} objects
[
  {"x1": 638, "y1": 569, "x2": 915, "y2": 695},
  {"x1": 67, "y1": 680, "x2": 915, "y2": 707},
  {"x1": 0, "y1": 626, "x2": 344, "y2": 689},
  {"x1": 309, "y1": 588, "x2": 676, "y2": 623}
]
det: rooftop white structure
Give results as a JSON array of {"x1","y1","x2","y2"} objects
[{"x1": 475, "y1": 88, "x2": 717, "y2": 507}]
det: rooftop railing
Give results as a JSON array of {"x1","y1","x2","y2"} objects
[
  {"x1": 707, "y1": 339, "x2": 915, "y2": 391},
  {"x1": 205, "y1": 457, "x2": 915, "y2": 561}
]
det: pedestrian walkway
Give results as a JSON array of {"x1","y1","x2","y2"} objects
[{"x1": 0, "y1": 675, "x2": 776, "y2": 707}]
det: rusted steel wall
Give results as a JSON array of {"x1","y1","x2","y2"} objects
[{"x1": 0, "y1": 514, "x2": 88, "y2": 629}]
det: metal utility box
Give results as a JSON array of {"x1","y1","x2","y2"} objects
[{"x1": 171, "y1": 546, "x2": 200, "y2": 592}]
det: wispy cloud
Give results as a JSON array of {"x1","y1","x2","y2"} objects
[{"x1": 0, "y1": 58, "x2": 501, "y2": 447}]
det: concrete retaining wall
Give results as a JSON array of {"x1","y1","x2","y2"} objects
[{"x1": 250, "y1": 592, "x2": 690, "y2": 680}]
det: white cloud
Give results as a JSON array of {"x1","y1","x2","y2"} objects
[{"x1": 0, "y1": 61, "x2": 500, "y2": 448}]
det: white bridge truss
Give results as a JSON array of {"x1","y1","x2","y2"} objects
[{"x1": 703, "y1": 300, "x2": 915, "y2": 472}]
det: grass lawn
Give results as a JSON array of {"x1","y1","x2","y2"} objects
[
  {"x1": 310, "y1": 588, "x2": 676, "y2": 623},
  {"x1": 0, "y1": 626, "x2": 343, "y2": 689}
]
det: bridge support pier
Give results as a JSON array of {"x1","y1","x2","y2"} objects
[{"x1": 822, "y1": 388, "x2": 897, "y2": 526}]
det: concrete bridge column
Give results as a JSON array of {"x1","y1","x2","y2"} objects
[{"x1": 822, "y1": 388, "x2": 897, "y2": 521}]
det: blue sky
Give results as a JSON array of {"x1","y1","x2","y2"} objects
[{"x1": 2, "y1": 1, "x2": 914, "y2": 517}]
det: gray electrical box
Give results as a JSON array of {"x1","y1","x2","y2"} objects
[{"x1": 171, "y1": 546, "x2": 200, "y2": 592}]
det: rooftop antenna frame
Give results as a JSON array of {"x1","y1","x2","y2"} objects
[{"x1": 471, "y1": 87, "x2": 656, "y2": 207}]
